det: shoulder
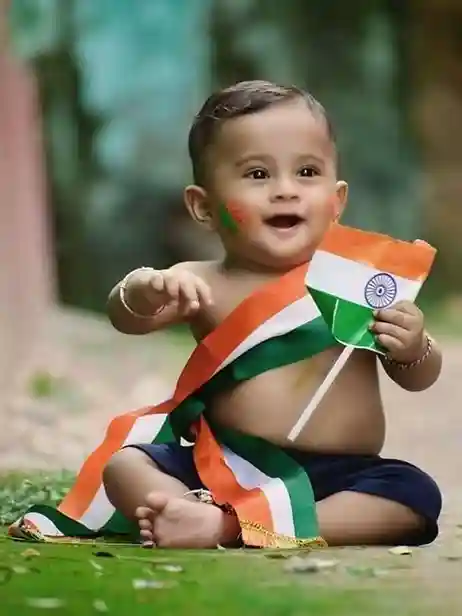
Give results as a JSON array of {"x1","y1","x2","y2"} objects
[{"x1": 170, "y1": 260, "x2": 223, "y2": 282}]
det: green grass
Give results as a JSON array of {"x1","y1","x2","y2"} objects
[
  {"x1": 0, "y1": 472, "x2": 448, "y2": 616},
  {"x1": 0, "y1": 534, "x2": 436, "y2": 616}
]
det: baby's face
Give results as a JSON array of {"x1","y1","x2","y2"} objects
[{"x1": 204, "y1": 98, "x2": 347, "y2": 270}]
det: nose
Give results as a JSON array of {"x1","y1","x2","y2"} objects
[{"x1": 270, "y1": 176, "x2": 300, "y2": 202}]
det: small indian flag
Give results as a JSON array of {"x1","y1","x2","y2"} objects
[
  {"x1": 306, "y1": 224, "x2": 436, "y2": 353},
  {"x1": 287, "y1": 223, "x2": 437, "y2": 442}
]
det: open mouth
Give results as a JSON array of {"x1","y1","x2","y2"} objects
[{"x1": 265, "y1": 214, "x2": 304, "y2": 229}]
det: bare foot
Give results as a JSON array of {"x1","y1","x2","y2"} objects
[{"x1": 138, "y1": 492, "x2": 240, "y2": 548}]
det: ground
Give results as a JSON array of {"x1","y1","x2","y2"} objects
[{"x1": 0, "y1": 307, "x2": 460, "y2": 613}]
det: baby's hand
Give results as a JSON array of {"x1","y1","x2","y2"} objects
[
  {"x1": 125, "y1": 267, "x2": 213, "y2": 317},
  {"x1": 370, "y1": 300, "x2": 427, "y2": 363},
  {"x1": 149, "y1": 268, "x2": 213, "y2": 316}
]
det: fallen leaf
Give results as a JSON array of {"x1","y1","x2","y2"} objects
[
  {"x1": 265, "y1": 552, "x2": 291, "y2": 560},
  {"x1": 93, "y1": 551, "x2": 115, "y2": 558},
  {"x1": 25, "y1": 598, "x2": 65, "y2": 609},
  {"x1": 156, "y1": 564, "x2": 183, "y2": 573},
  {"x1": 388, "y1": 546, "x2": 412, "y2": 556},
  {"x1": 93, "y1": 599, "x2": 109, "y2": 612},
  {"x1": 89, "y1": 559, "x2": 104, "y2": 572},
  {"x1": 441, "y1": 554, "x2": 462, "y2": 561},
  {"x1": 21, "y1": 548, "x2": 41, "y2": 559},
  {"x1": 284, "y1": 557, "x2": 339, "y2": 573},
  {"x1": 12, "y1": 565, "x2": 29, "y2": 575},
  {"x1": 132, "y1": 579, "x2": 176, "y2": 590}
]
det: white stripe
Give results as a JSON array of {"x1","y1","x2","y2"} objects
[
  {"x1": 122, "y1": 411, "x2": 171, "y2": 447},
  {"x1": 222, "y1": 447, "x2": 295, "y2": 538},
  {"x1": 306, "y1": 251, "x2": 421, "y2": 307},
  {"x1": 80, "y1": 484, "x2": 116, "y2": 531},
  {"x1": 218, "y1": 294, "x2": 319, "y2": 372},
  {"x1": 31, "y1": 291, "x2": 315, "y2": 535},
  {"x1": 22, "y1": 513, "x2": 64, "y2": 537}
]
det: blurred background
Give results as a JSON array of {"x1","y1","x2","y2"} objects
[{"x1": 1, "y1": 0, "x2": 461, "y2": 470}]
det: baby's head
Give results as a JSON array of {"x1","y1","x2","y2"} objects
[{"x1": 184, "y1": 80, "x2": 348, "y2": 270}]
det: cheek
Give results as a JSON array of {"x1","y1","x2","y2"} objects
[
  {"x1": 307, "y1": 190, "x2": 338, "y2": 222},
  {"x1": 218, "y1": 200, "x2": 257, "y2": 233}
]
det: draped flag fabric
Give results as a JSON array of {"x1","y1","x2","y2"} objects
[{"x1": 9, "y1": 224, "x2": 436, "y2": 548}]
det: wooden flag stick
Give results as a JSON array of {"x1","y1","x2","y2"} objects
[{"x1": 287, "y1": 344, "x2": 355, "y2": 442}]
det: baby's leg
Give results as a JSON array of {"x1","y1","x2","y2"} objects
[
  {"x1": 314, "y1": 458, "x2": 442, "y2": 546},
  {"x1": 103, "y1": 446, "x2": 240, "y2": 548},
  {"x1": 317, "y1": 492, "x2": 424, "y2": 545}
]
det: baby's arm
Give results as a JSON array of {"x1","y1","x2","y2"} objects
[{"x1": 107, "y1": 262, "x2": 213, "y2": 335}]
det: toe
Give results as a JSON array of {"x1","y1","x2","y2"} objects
[
  {"x1": 138, "y1": 518, "x2": 152, "y2": 531},
  {"x1": 135, "y1": 506, "x2": 154, "y2": 521}
]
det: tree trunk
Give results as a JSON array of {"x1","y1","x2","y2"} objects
[{"x1": 408, "y1": 0, "x2": 462, "y2": 293}]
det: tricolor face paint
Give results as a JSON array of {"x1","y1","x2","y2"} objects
[{"x1": 218, "y1": 202, "x2": 248, "y2": 234}]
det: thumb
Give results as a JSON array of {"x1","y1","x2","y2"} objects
[{"x1": 413, "y1": 238, "x2": 432, "y2": 248}]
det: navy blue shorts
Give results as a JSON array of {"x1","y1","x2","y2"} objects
[{"x1": 128, "y1": 442, "x2": 442, "y2": 546}]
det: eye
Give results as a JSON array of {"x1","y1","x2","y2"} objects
[
  {"x1": 244, "y1": 168, "x2": 269, "y2": 180},
  {"x1": 299, "y1": 165, "x2": 320, "y2": 178}
]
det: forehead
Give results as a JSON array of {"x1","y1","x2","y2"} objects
[{"x1": 210, "y1": 98, "x2": 333, "y2": 162}]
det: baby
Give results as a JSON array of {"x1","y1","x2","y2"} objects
[{"x1": 103, "y1": 80, "x2": 442, "y2": 549}]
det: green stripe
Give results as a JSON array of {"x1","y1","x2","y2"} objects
[
  {"x1": 17, "y1": 315, "x2": 337, "y2": 541},
  {"x1": 169, "y1": 316, "x2": 336, "y2": 441},
  {"x1": 215, "y1": 426, "x2": 319, "y2": 539},
  {"x1": 309, "y1": 289, "x2": 379, "y2": 351},
  {"x1": 22, "y1": 505, "x2": 99, "y2": 538}
]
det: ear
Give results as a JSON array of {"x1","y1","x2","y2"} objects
[
  {"x1": 332, "y1": 181, "x2": 348, "y2": 221},
  {"x1": 184, "y1": 184, "x2": 214, "y2": 230}
]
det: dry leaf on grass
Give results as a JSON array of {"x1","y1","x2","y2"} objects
[
  {"x1": 388, "y1": 546, "x2": 412, "y2": 556},
  {"x1": 21, "y1": 548, "x2": 41, "y2": 559},
  {"x1": 284, "y1": 557, "x2": 339, "y2": 573},
  {"x1": 25, "y1": 598, "x2": 65, "y2": 609},
  {"x1": 156, "y1": 564, "x2": 183, "y2": 573},
  {"x1": 93, "y1": 599, "x2": 109, "y2": 612},
  {"x1": 12, "y1": 565, "x2": 29, "y2": 574},
  {"x1": 89, "y1": 559, "x2": 104, "y2": 572},
  {"x1": 132, "y1": 578, "x2": 177, "y2": 590}
]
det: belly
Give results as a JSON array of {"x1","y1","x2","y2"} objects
[{"x1": 210, "y1": 347, "x2": 386, "y2": 454}]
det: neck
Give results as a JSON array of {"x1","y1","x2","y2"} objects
[{"x1": 222, "y1": 252, "x2": 309, "y2": 275}]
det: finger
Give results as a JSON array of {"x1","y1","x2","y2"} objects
[
  {"x1": 414, "y1": 239, "x2": 431, "y2": 248},
  {"x1": 370, "y1": 321, "x2": 409, "y2": 340},
  {"x1": 376, "y1": 333, "x2": 406, "y2": 354},
  {"x1": 374, "y1": 308, "x2": 414, "y2": 329},
  {"x1": 176, "y1": 277, "x2": 200, "y2": 313},
  {"x1": 149, "y1": 271, "x2": 166, "y2": 293},
  {"x1": 194, "y1": 277, "x2": 214, "y2": 306},
  {"x1": 162, "y1": 272, "x2": 181, "y2": 302}
]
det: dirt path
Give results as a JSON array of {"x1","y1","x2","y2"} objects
[{"x1": 1, "y1": 308, "x2": 460, "y2": 603}]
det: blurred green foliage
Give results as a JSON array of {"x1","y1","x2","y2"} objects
[{"x1": 10, "y1": 0, "x2": 419, "y2": 312}]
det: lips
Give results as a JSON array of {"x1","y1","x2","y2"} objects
[{"x1": 264, "y1": 214, "x2": 304, "y2": 229}]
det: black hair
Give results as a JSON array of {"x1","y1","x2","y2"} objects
[{"x1": 188, "y1": 80, "x2": 336, "y2": 185}]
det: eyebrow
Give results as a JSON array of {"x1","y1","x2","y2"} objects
[
  {"x1": 234, "y1": 154, "x2": 273, "y2": 167},
  {"x1": 234, "y1": 153, "x2": 327, "y2": 168}
]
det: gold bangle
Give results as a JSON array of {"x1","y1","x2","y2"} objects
[
  {"x1": 119, "y1": 267, "x2": 165, "y2": 319},
  {"x1": 383, "y1": 334, "x2": 433, "y2": 370}
]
